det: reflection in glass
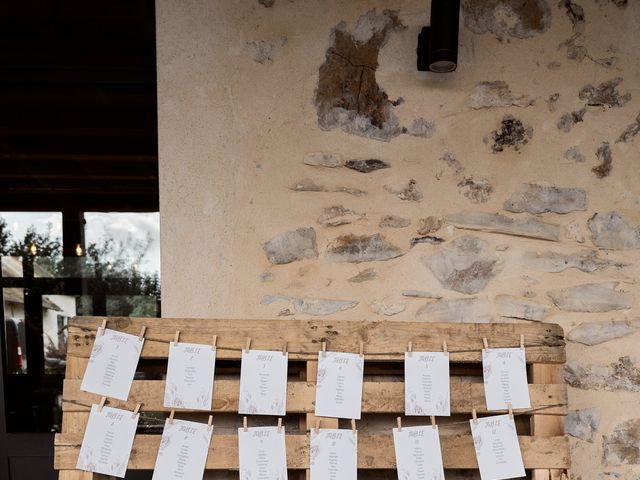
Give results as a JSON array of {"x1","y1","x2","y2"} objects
[
  {"x1": 106, "y1": 295, "x2": 159, "y2": 317},
  {"x1": 3, "y1": 288, "x2": 27, "y2": 374},
  {"x1": 42, "y1": 295, "x2": 77, "y2": 374},
  {"x1": 1, "y1": 256, "x2": 23, "y2": 278}
]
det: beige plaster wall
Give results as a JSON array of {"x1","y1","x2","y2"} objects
[{"x1": 156, "y1": 1, "x2": 640, "y2": 477}]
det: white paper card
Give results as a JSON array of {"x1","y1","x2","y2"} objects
[
  {"x1": 404, "y1": 351, "x2": 450, "y2": 416},
  {"x1": 80, "y1": 328, "x2": 143, "y2": 400},
  {"x1": 76, "y1": 405, "x2": 139, "y2": 478},
  {"x1": 152, "y1": 418, "x2": 212, "y2": 480},
  {"x1": 482, "y1": 348, "x2": 531, "y2": 411},
  {"x1": 238, "y1": 426, "x2": 288, "y2": 480},
  {"x1": 310, "y1": 429, "x2": 357, "y2": 480},
  {"x1": 238, "y1": 349, "x2": 288, "y2": 415},
  {"x1": 471, "y1": 414, "x2": 525, "y2": 480},
  {"x1": 393, "y1": 425, "x2": 445, "y2": 480},
  {"x1": 315, "y1": 352, "x2": 364, "y2": 419},
  {"x1": 164, "y1": 342, "x2": 216, "y2": 410}
]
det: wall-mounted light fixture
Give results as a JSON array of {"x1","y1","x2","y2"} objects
[
  {"x1": 75, "y1": 243, "x2": 83, "y2": 257},
  {"x1": 417, "y1": 0, "x2": 460, "y2": 73}
]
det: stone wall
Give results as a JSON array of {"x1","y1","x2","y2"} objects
[{"x1": 156, "y1": 0, "x2": 640, "y2": 477}]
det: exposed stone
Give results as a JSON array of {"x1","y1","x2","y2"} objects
[
  {"x1": 326, "y1": 233, "x2": 404, "y2": 263},
  {"x1": 314, "y1": 9, "x2": 406, "y2": 141},
  {"x1": 424, "y1": 236, "x2": 500, "y2": 294},
  {"x1": 401, "y1": 290, "x2": 442, "y2": 299},
  {"x1": 348, "y1": 268, "x2": 377, "y2": 283},
  {"x1": 379, "y1": 215, "x2": 410, "y2": 229},
  {"x1": 304, "y1": 152, "x2": 344, "y2": 168},
  {"x1": 616, "y1": 113, "x2": 640, "y2": 143},
  {"x1": 410, "y1": 236, "x2": 445, "y2": 247},
  {"x1": 604, "y1": 419, "x2": 640, "y2": 465},
  {"x1": 461, "y1": 0, "x2": 552, "y2": 40},
  {"x1": 370, "y1": 299, "x2": 407, "y2": 316},
  {"x1": 565, "y1": 408, "x2": 601, "y2": 442},
  {"x1": 258, "y1": 0, "x2": 275, "y2": 6},
  {"x1": 248, "y1": 37, "x2": 287, "y2": 64},
  {"x1": 548, "y1": 282, "x2": 632, "y2": 312},
  {"x1": 592, "y1": 142, "x2": 613, "y2": 179},
  {"x1": 470, "y1": 81, "x2": 535, "y2": 109},
  {"x1": 504, "y1": 183, "x2": 586, "y2": 214},
  {"x1": 263, "y1": 228, "x2": 318, "y2": 264},
  {"x1": 384, "y1": 179, "x2": 423, "y2": 201},
  {"x1": 564, "y1": 356, "x2": 640, "y2": 392},
  {"x1": 439, "y1": 151, "x2": 464, "y2": 174},
  {"x1": 416, "y1": 298, "x2": 492, "y2": 323},
  {"x1": 317, "y1": 205, "x2": 365, "y2": 227},
  {"x1": 290, "y1": 179, "x2": 367, "y2": 196},
  {"x1": 278, "y1": 308, "x2": 294, "y2": 316},
  {"x1": 345, "y1": 159, "x2": 390, "y2": 173},
  {"x1": 261, "y1": 294, "x2": 358, "y2": 316},
  {"x1": 564, "y1": 220, "x2": 585, "y2": 243},
  {"x1": 579, "y1": 77, "x2": 631, "y2": 108},
  {"x1": 458, "y1": 177, "x2": 493, "y2": 203},
  {"x1": 523, "y1": 250, "x2": 627, "y2": 273},
  {"x1": 490, "y1": 115, "x2": 532, "y2": 152},
  {"x1": 546, "y1": 92, "x2": 560, "y2": 112},
  {"x1": 334, "y1": 186, "x2": 367, "y2": 196},
  {"x1": 417, "y1": 216, "x2": 444, "y2": 235},
  {"x1": 494, "y1": 295, "x2": 550, "y2": 321},
  {"x1": 589, "y1": 212, "x2": 640, "y2": 250},
  {"x1": 447, "y1": 211, "x2": 561, "y2": 241},
  {"x1": 567, "y1": 319, "x2": 640, "y2": 346},
  {"x1": 564, "y1": 146, "x2": 585, "y2": 162},
  {"x1": 557, "y1": 108, "x2": 587, "y2": 132},
  {"x1": 259, "y1": 272, "x2": 273, "y2": 282},
  {"x1": 405, "y1": 118, "x2": 435, "y2": 138}
]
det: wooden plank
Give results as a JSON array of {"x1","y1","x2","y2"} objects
[
  {"x1": 62, "y1": 379, "x2": 567, "y2": 415},
  {"x1": 66, "y1": 317, "x2": 565, "y2": 363},
  {"x1": 55, "y1": 433, "x2": 570, "y2": 470},
  {"x1": 58, "y1": 471, "x2": 96, "y2": 479}
]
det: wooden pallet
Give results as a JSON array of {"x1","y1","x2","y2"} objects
[{"x1": 55, "y1": 317, "x2": 570, "y2": 479}]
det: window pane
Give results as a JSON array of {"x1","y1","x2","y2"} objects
[
  {"x1": 42, "y1": 295, "x2": 77, "y2": 375},
  {"x1": 106, "y1": 295, "x2": 159, "y2": 317},
  {"x1": 3, "y1": 288, "x2": 27, "y2": 374},
  {"x1": 1, "y1": 256, "x2": 23, "y2": 278}
]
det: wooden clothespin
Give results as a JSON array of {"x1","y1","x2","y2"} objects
[
  {"x1": 207, "y1": 415, "x2": 213, "y2": 431},
  {"x1": 98, "y1": 396, "x2": 107, "y2": 412},
  {"x1": 173, "y1": 331, "x2": 180, "y2": 346},
  {"x1": 315, "y1": 419, "x2": 320, "y2": 433},
  {"x1": 168, "y1": 409, "x2": 175, "y2": 425},
  {"x1": 396, "y1": 416, "x2": 402, "y2": 432},
  {"x1": 351, "y1": 419, "x2": 356, "y2": 432},
  {"x1": 508, "y1": 402, "x2": 514, "y2": 419},
  {"x1": 321, "y1": 341, "x2": 326, "y2": 357},
  {"x1": 282, "y1": 342, "x2": 287, "y2": 356},
  {"x1": 482, "y1": 338, "x2": 489, "y2": 350},
  {"x1": 359, "y1": 341, "x2": 364, "y2": 358},
  {"x1": 99, "y1": 319, "x2": 107, "y2": 336},
  {"x1": 243, "y1": 416, "x2": 248, "y2": 432},
  {"x1": 407, "y1": 341, "x2": 413, "y2": 358},
  {"x1": 138, "y1": 326, "x2": 147, "y2": 341},
  {"x1": 430, "y1": 416, "x2": 436, "y2": 430},
  {"x1": 212, "y1": 335, "x2": 217, "y2": 350},
  {"x1": 520, "y1": 334, "x2": 525, "y2": 349},
  {"x1": 443, "y1": 340, "x2": 448, "y2": 354},
  {"x1": 472, "y1": 408, "x2": 478, "y2": 424},
  {"x1": 132, "y1": 403, "x2": 141, "y2": 418},
  {"x1": 245, "y1": 338, "x2": 251, "y2": 352},
  {"x1": 277, "y1": 417, "x2": 283, "y2": 433}
]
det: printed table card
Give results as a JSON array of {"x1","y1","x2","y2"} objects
[
  {"x1": 76, "y1": 404, "x2": 139, "y2": 478},
  {"x1": 393, "y1": 425, "x2": 445, "y2": 480},
  {"x1": 315, "y1": 352, "x2": 364, "y2": 420},
  {"x1": 482, "y1": 348, "x2": 531, "y2": 411},
  {"x1": 152, "y1": 418, "x2": 213, "y2": 480},
  {"x1": 470, "y1": 414, "x2": 525, "y2": 480},
  {"x1": 310, "y1": 429, "x2": 357, "y2": 480},
  {"x1": 81, "y1": 328, "x2": 143, "y2": 400},
  {"x1": 164, "y1": 342, "x2": 216, "y2": 410},
  {"x1": 239, "y1": 349, "x2": 288, "y2": 415},
  {"x1": 405, "y1": 351, "x2": 450, "y2": 416},
  {"x1": 238, "y1": 426, "x2": 288, "y2": 480}
]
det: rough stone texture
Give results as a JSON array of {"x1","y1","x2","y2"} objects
[
  {"x1": 565, "y1": 408, "x2": 601, "y2": 442},
  {"x1": 379, "y1": 215, "x2": 410, "y2": 228},
  {"x1": 317, "y1": 205, "x2": 365, "y2": 226},
  {"x1": 567, "y1": 319, "x2": 640, "y2": 346},
  {"x1": 416, "y1": 298, "x2": 492, "y2": 323},
  {"x1": 314, "y1": 9, "x2": 405, "y2": 141},
  {"x1": 384, "y1": 179, "x2": 423, "y2": 201},
  {"x1": 416, "y1": 216, "x2": 444, "y2": 236},
  {"x1": 548, "y1": 282, "x2": 632, "y2": 312},
  {"x1": 470, "y1": 81, "x2": 535, "y2": 109},
  {"x1": 345, "y1": 158, "x2": 390, "y2": 173},
  {"x1": 589, "y1": 212, "x2": 640, "y2": 250},
  {"x1": 565, "y1": 356, "x2": 640, "y2": 392},
  {"x1": 564, "y1": 146, "x2": 585, "y2": 162},
  {"x1": 304, "y1": 152, "x2": 344, "y2": 168},
  {"x1": 326, "y1": 233, "x2": 404, "y2": 263},
  {"x1": 461, "y1": 0, "x2": 551, "y2": 40},
  {"x1": 457, "y1": 177, "x2": 493, "y2": 203},
  {"x1": 523, "y1": 250, "x2": 627, "y2": 273},
  {"x1": 593, "y1": 142, "x2": 613, "y2": 179},
  {"x1": 369, "y1": 299, "x2": 407, "y2": 316},
  {"x1": 424, "y1": 236, "x2": 500, "y2": 294},
  {"x1": 405, "y1": 118, "x2": 435, "y2": 138},
  {"x1": 290, "y1": 178, "x2": 367, "y2": 196},
  {"x1": 617, "y1": 113, "x2": 640, "y2": 143},
  {"x1": 604, "y1": 419, "x2": 640, "y2": 465},
  {"x1": 564, "y1": 219, "x2": 586, "y2": 243},
  {"x1": 402, "y1": 290, "x2": 442, "y2": 299},
  {"x1": 348, "y1": 268, "x2": 377, "y2": 283},
  {"x1": 547, "y1": 92, "x2": 560, "y2": 112},
  {"x1": 494, "y1": 294, "x2": 550, "y2": 321},
  {"x1": 248, "y1": 37, "x2": 287, "y2": 63},
  {"x1": 258, "y1": 0, "x2": 274, "y2": 6},
  {"x1": 410, "y1": 236, "x2": 444, "y2": 247},
  {"x1": 490, "y1": 114, "x2": 532, "y2": 152},
  {"x1": 504, "y1": 183, "x2": 587, "y2": 214},
  {"x1": 558, "y1": 108, "x2": 587, "y2": 132},
  {"x1": 439, "y1": 151, "x2": 464, "y2": 174},
  {"x1": 579, "y1": 77, "x2": 631, "y2": 108},
  {"x1": 263, "y1": 228, "x2": 318, "y2": 264},
  {"x1": 261, "y1": 294, "x2": 358, "y2": 316},
  {"x1": 447, "y1": 211, "x2": 561, "y2": 241}
]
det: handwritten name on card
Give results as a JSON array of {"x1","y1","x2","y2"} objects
[
  {"x1": 315, "y1": 352, "x2": 364, "y2": 420},
  {"x1": 310, "y1": 429, "x2": 357, "y2": 480},
  {"x1": 238, "y1": 426, "x2": 288, "y2": 480},
  {"x1": 482, "y1": 347, "x2": 531, "y2": 411},
  {"x1": 76, "y1": 405, "x2": 139, "y2": 478},
  {"x1": 471, "y1": 414, "x2": 525, "y2": 480},
  {"x1": 80, "y1": 328, "x2": 143, "y2": 400},
  {"x1": 239, "y1": 349, "x2": 288, "y2": 416},
  {"x1": 405, "y1": 351, "x2": 450, "y2": 416},
  {"x1": 164, "y1": 342, "x2": 216, "y2": 410},
  {"x1": 393, "y1": 425, "x2": 445, "y2": 480}
]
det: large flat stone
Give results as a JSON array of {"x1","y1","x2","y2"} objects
[
  {"x1": 326, "y1": 233, "x2": 404, "y2": 263},
  {"x1": 604, "y1": 418, "x2": 640, "y2": 466},
  {"x1": 494, "y1": 295, "x2": 550, "y2": 321},
  {"x1": 565, "y1": 408, "x2": 601, "y2": 442},
  {"x1": 263, "y1": 227, "x2": 318, "y2": 264},
  {"x1": 522, "y1": 250, "x2": 627, "y2": 273},
  {"x1": 548, "y1": 282, "x2": 632, "y2": 312},
  {"x1": 416, "y1": 298, "x2": 492, "y2": 323},
  {"x1": 504, "y1": 183, "x2": 587, "y2": 214},
  {"x1": 447, "y1": 211, "x2": 561, "y2": 241},
  {"x1": 589, "y1": 212, "x2": 640, "y2": 250},
  {"x1": 567, "y1": 319, "x2": 640, "y2": 346},
  {"x1": 564, "y1": 356, "x2": 640, "y2": 392},
  {"x1": 261, "y1": 295, "x2": 359, "y2": 316}
]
